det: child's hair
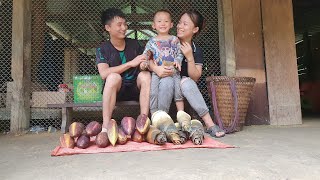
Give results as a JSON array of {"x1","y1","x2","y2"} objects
[
  {"x1": 181, "y1": 10, "x2": 206, "y2": 36},
  {"x1": 101, "y1": 8, "x2": 126, "y2": 26},
  {"x1": 153, "y1": 9, "x2": 172, "y2": 21}
]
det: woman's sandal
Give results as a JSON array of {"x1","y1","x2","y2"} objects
[{"x1": 206, "y1": 125, "x2": 225, "y2": 138}]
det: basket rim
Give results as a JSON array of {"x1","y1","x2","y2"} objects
[{"x1": 206, "y1": 76, "x2": 256, "y2": 83}]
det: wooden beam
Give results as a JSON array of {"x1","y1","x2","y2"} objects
[
  {"x1": 232, "y1": 0, "x2": 269, "y2": 125},
  {"x1": 217, "y1": 0, "x2": 236, "y2": 76},
  {"x1": 47, "y1": 13, "x2": 154, "y2": 23},
  {"x1": 261, "y1": 0, "x2": 302, "y2": 125},
  {"x1": 10, "y1": 0, "x2": 32, "y2": 133},
  {"x1": 48, "y1": 28, "x2": 82, "y2": 50}
]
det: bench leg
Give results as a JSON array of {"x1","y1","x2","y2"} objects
[{"x1": 61, "y1": 107, "x2": 73, "y2": 133}]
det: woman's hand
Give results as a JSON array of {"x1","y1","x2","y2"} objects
[
  {"x1": 180, "y1": 42, "x2": 202, "y2": 81},
  {"x1": 180, "y1": 42, "x2": 193, "y2": 61}
]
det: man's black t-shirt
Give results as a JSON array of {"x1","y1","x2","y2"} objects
[{"x1": 96, "y1": 38, "x2": 144, "y2": 84}]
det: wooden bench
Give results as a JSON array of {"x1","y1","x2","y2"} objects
[{"x1": 47, "y1": 101, "x2": 139, "y2": 133}]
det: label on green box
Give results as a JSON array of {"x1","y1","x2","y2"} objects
[{"x1": 73, "y1": 75, "x2": 103, "y2": 103}]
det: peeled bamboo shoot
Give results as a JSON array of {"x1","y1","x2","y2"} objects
[
  {"x1": 151, "y1": 110, "x2": 181, "y2": 145},
  {"x1": 146, "y1": 125, "x2": 167, "y2": 145},
  {"x1": 177, "y1": 110, "x2": 192, "y2": 133},
  {"x1": 190, "y1": 119, "x2": 205, "y2": 145}
]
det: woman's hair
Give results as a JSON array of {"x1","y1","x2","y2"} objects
[
  {"x1": 153, "y1": 9, "x2": 172, "y2": 21},
  {"x1": 181, "y1": 10, "x2": 206, "y2": 36},
  {"x1": 101, "y1": 8, "x2": 126, "y2": 26}
]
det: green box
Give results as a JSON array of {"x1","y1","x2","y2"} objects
[{"x1": 73, "y1": 75, "x2": 103, "y2": 103}]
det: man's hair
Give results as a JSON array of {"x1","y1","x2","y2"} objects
[
  {"x1": 101, "y1": 8, "x2": 126, "y2": 26},
  {"x1": 153, "y1": 9, "x2": 172, "y2": 21}
]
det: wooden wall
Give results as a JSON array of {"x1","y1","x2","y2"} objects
[
  {"x1": 220, "y1": 0, "x2": 302, "y2": 125},
  {"x1": 232, "y1": 0, "x2": 269, "y2": 125}
]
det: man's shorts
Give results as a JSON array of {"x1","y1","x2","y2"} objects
[
  {"x1": 101, "y1": 80, "x2": 140, "y2": 101},
  {"x1": 117, "y1": 82, "x2": 140, "y2": 101}
]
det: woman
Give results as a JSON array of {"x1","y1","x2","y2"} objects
[
  {"x1": 150, "y1": 10, "x2": 225, "y2": 138},
  {"x1": 177, "y1": 10, "x2": 225, "y2": 138}
]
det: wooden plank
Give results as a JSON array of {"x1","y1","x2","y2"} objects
[
  {"x1": 217, "y1": 0, "x2": 236, "y2": 76},
  {"x1": 10, "y1": 0, "x2": 32, "y2": 133},
  {"x1": 261, "y1": 0, "x2": 302, "y2": 125},
  {"x1": 0, "y1": 108, "x2": 61, "y2": 121},
  {"x1": 47, "y1": 101, "x2": 139, "y2": 108},
  {"x1": 232, "y1": 0, "x2": 264, "y2": 69},
  {"x1": 232, "y1": 0, "x2": 269, "y2": 125}
]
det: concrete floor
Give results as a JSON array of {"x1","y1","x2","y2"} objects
[{"x1": 0, "y1": 117, "x2": 319, "y2": 180}]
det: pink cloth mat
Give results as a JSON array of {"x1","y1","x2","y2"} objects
[
  {"x1": 51, "y1": 136, "x2": 234, "y2": 156},
  {"x1": 51, "y1": 135, "x2": 234, "y2": 156}
]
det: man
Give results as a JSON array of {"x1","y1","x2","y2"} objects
[{"x1": 96, "y1": 8, "x2": 151, "y2": 131}]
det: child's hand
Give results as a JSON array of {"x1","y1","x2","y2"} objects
[
  {"x1": 140, "y1": 61, "x2": 149, "y2": 71},
  {"x1": 174, "y1": 62, "x2": 181, "y2": 71}
]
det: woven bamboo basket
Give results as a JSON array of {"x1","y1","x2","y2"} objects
[{"x1": 206, "y1": 76, "x2": 256, "y2": 133}]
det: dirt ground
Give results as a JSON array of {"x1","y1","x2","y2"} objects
[{"x1": 0, "y1": 117, "x2": 320, "y2": 180}]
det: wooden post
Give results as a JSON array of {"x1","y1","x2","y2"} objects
[
  {"x1": 261, "y1": 0, "x2": 302, "y2": 125},
  {"x1": 10, "y1": 0, "x2": 32, "y2": 133},
  {"x1": 63, "y1": 48, "x2": 79, "y2": 85},
  {"x1": 61, "y1": 107, "x2": 73, "y2": 133},
  {"x1": 217, "y1": 0, "x2": 236, "y2": 76},
  {"x1": 232, "y1": 0, "x2": 269, "y2": 125}
]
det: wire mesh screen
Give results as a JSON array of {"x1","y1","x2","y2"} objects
[
  {"x1": 0, "y1": 0, "x2": 220, "y2": 132},
  {"x1": 0, "y1": 0, "x2": 13, "y2": 133}
]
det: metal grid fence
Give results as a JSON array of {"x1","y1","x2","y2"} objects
[
  {"x1": 0, "y1": 0, "x2": 220, "y2": 132},
  {"x1": 0, "y1": 0, "x2": 13, "y2": 133}
]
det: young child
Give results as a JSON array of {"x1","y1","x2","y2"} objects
[{"x1": 143, "y1": 9, "x2": 184, "y2": 115}]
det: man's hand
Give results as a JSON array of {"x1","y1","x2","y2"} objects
[
  {"x1": 128, "y1": 54, "x2": 146, "y2": 68},
  {"x1": 140, "y1": 61, "x2": 149, "y2": 71}
]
